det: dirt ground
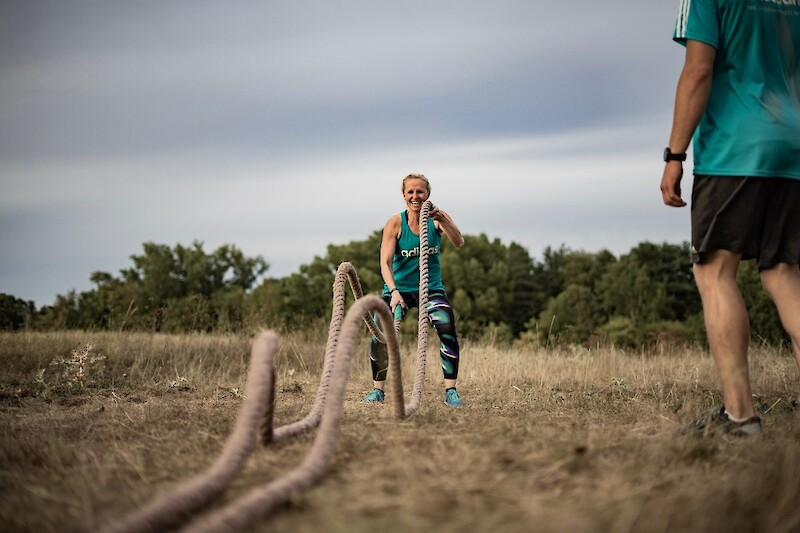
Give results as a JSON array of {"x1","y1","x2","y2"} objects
[{"x1": 1, "y1": 332, "x2": 798, "y2": 532}]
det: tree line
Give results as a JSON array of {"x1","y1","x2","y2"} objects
[{"x1": 0, "y1": 236, "x2": 788, "y2": 348}]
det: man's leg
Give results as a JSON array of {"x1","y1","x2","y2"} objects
[
  {"x1": 760, "y1": 263, "x2": 800, "y2": 403},
  {"x1": 693, "y1": 250, "x2": 755, "y2": 419}
]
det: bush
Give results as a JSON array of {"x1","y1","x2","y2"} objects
[
  {"x1": 643, "y1": 320, "x2": 698, "y2": 348},
  {"x1": 596, "y1": 317, "x2": 640, "y2": 348}
]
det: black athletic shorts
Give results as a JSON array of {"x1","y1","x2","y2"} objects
[{"x1": 691, "y1": 175, "x2": 800, "y2": 269}]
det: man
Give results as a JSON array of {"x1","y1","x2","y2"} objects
[{"x1": 661, "y1": 0, "x2": 800, "y2": 437}]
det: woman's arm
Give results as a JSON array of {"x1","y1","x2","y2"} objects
[
  {"x1": 380, "y1": 214, "x2": 405, "y2": 310},
  {"x1": 431, "y1": 207, "x2": 464, "y2": 248}
]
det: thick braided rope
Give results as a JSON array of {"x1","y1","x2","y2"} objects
[
  {"x1": 103, "y1": 288, "x2": 402, "y2": 533},
  {"x1": 404, "y1": 200, "x2": 434, "y2": 415},
  {"x1": 268, "y1": 262, "x2": 384, "y2": 443},
  {"x1": 103, "y1": 203, "x2": 437, "y2": 532},
  {"x1": 376, "y1": 200, "x2": 434, "y2": 416},
  {"x1": 103, "y1": 332, "x2": 280, "y2": 533},
  {"x1": 182, "y1": 296, "x2": 401, "y2": 533}
]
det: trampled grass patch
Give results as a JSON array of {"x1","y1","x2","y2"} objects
[{"x1": 1, "y1": 331, "x2": 798, "y2": 532}]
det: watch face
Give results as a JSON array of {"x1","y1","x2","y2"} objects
[{"x1": 663, "y1": 148, "x2": 670, "y2": 161}]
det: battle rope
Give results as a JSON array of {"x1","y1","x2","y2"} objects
[{"x1": 103, "y1": 201, "x2": 436, "y2": 533}]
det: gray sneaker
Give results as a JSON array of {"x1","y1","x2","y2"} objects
[{"x1": 683, "y1": 405, "x2": 762, "y2": 438}]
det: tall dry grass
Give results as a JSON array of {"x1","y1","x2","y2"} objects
[{"x1": 1, "y1": 330, "x2": 798, "y2": 532}]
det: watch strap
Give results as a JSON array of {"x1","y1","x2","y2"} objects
[{"x1": 664, "y1": 147, "x2": 687, "y2": 162}]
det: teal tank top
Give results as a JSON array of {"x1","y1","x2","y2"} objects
[{"x1": 383, "y1": 211, "x2": 445, "y2": 295}]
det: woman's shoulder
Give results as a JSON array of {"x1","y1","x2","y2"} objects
[
  {"x1": 385, "y1": 212, "x2": 403, "y2": 225},
  {"x1": 384, "y1": 212, "x2": 403, "y2": 233}
]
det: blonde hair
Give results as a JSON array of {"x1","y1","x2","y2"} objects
[{"x1": 402, "y1": 173, "x2": 431, "y2": 194}]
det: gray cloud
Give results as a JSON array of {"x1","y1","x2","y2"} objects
[{"x1": 1, "y1": 1, "x2": 690, "y2": 306}]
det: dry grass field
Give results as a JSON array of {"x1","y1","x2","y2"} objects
[{"x1": 1, "y1": 329, "x2": 799, "y2": 533}]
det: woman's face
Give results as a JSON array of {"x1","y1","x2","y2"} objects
[{"x1": 403, "y1": 178, "x2": 430, "y2": 212}]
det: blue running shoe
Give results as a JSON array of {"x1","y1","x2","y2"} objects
[
  {"x1": 362, "y1": 388, "x2": 385, "y2": 403},
  {"x1": 444, "y1": 387, "x2": 463, "y2": 408}
]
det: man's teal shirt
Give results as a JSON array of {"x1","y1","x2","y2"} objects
[{"x1": 674, "y1": 0, "x2": 800, "y2": 179}]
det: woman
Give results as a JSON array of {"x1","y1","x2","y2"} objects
[{"x1": 363, "y1": 173, "x2": 466, "y2": 407}]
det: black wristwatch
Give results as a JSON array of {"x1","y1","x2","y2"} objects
[{"x1": 663, "y1": 147, "x2": 687, "y2": 162}]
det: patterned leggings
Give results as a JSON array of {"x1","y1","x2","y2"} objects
[{"x1": 369, "y1": 290, "x2": 460, "y2": 381}]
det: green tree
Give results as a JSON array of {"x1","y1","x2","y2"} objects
[
  {"x1": 36, "y1": 290, "x2": 81, "y2": 330},
  {"x1": 598, "y1": 242, "x2": 699, "y2": 325},
  {"x1": 528, "y1": 249, "x2": 615, "y2": 344},
  {"x1": 0, "y1": 293, "x2": 36, "y2": 330},
  {"x1": 538, "y1": 285, "x2": 596, "y2": 344},
  {"x1": 528, "y1": 245, "x2": 570, "y2": 320},
  {"x1": 44, "y1": 241, "x2": 268, "y2": 332},
  {"x1": 246, "y1": 232, "x2": 382, "y2": 330},
  {"x1": 505, "y1": 242, "x2": 537, "y2": 335},
  {"x1": 31, "y1": 235, "x2": 791, "y2": 350},
  {"x1": 441, "y1": 234, "x2": 510, "y2": 335}
]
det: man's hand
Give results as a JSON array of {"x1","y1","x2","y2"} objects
[{"x1": 660, "y1": 162, "x2": 687, "y2": 207}]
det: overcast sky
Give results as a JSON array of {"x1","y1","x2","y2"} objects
[{"x1": 1, "y1": 1, "x2": 692, "y2": 307}]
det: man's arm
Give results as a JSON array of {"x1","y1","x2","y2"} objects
[{"x1": 661, "y1": 39, "x2": 717, "y2": 207}]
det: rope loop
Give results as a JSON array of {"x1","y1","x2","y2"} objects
[{"x1": 103, "y1": 198, "x2": 438, "y2": 533}]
